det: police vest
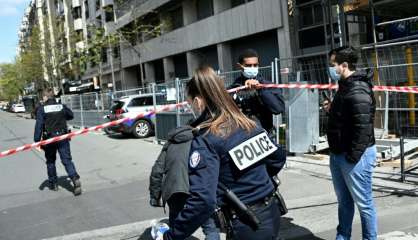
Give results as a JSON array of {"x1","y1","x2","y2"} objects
[{"x1": 43, "y1": 100, "x2": 68, "y2": 136}]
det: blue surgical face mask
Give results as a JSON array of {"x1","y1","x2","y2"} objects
[
  {"x1": 243, "y1": 67, "x2": 259, "y2": 79},
  {"x1": 329, "y1": 67, "x2": 341, "y2": 82}
]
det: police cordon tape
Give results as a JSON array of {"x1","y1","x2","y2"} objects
[{"x1": 1, "y1": 83, "x2": 418, "y2": 158}]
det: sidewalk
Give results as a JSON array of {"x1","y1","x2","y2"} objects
[{"x1": 42, "y1": 155, "x2": 418, "y2": 240}]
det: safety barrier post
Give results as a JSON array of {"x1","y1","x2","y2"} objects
[
  {"x1": 152, "y1": 83, "x2": 158, "y2": 143},
  {"x1": 175, "y1": 78, "x2": 180, "y2": 127},
  {"x1": 382, "y1": 90, "x2": 389, "y2": 138},
  {"x1": 400, "y1": 136, "x2": 406, "y2": 183},
  {"x1": 80, "y1": 94, "x2": 84, "y2": 128},
  {"x1": 406, "y1": 47, "x2": 416, "y2": 126}
]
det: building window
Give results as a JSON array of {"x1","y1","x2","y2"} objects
[
  {"x1": 197, "y1": 0, "x2": 214, "y2": 20},
  {"x1": 56, "y1": 0, "x2": 64, "y2": 16},
  {"x1": 101, "y1": 47, "x2": 108, "y2": 63},
  {"x1": 73, "y1": 6, "x2": 82, "y2": 19},
  {"x1": 74, "y1": 29, "x2": 84, "y2": 42},
  {"x1": 141, "y1": 13, "x2": 161, "y2": 41},
  {"x1": 297, "y1": 1, "x2": 326, "y2": 49},
  {"x1": 104, "y1": 5, "x2": 114, "y2": 22},
  {"x1": 96, "y1": 0, "x2": 100, "y2": 11},
  {"x1": 231, "y1": 0, "x2": 254, "y2": 8},
  {"x1": 113, "y1": 46, "x2": 120, "y2": 58},
  {"x1": 299, "y1": 27, "x2": 325, "y2": 48},
  {"x1": 85, "y1": 0, "x2": 89, "y2": 19},
  {"x1": 299, "y1": 3, "x2": 323, "y2": 28},
  {"x1": 168, "y1": 6, "x2": 183, "y2": 30},
  {"x1": 96, "y1": 15, "x2": 102, "y2": 27}
]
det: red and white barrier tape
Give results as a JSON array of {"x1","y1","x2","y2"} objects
[
  {"x1": 1, "y1": 83, "x2": 417, "y2": 158},
  {"x1": 229, "y1": 83, "x2": 418, "y2": 93},
  {"x1": 0, "y1": 102, "x2": 188, "y2": 158}
]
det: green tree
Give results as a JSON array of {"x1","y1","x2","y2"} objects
[
  {"x1": 0, "y1": 63, "x2": 24, "y2": 101},
  {"x1": 17, "y1": 26, "x2": 48, "y2": 97}
]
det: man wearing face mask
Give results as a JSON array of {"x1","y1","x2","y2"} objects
[
  {"x1": 327, "y1": 47, "x2": 377, "y2": 240},
  {"x1": 229, "y1": 49, "x2": 285, "y2": 138},
  {"x1": 322, "y1": 46, "x2": 347, "y2": 112}
]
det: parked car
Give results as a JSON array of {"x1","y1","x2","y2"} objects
[
  {"x1": 104, "y1": 94, "x2": 169, "y2": 138},
  {"x1": 13, "y1": 104, "x2": 26, "y2": 113}
]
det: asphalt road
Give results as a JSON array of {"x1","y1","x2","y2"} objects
[
  {"x1": 1, "y1": 110, "x2": 418, "y2": 240},
  {"x1": 0, "y1": 111, "x2": 164, "y2": 240}
]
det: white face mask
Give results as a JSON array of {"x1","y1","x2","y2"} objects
[{"x1": 242, "y1": 67, "x2": 259, "y2": 79}]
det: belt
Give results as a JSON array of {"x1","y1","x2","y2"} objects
[
  {"x1": 228, "y1": 192, "x2": 274, "y2": 217},
  {"x1": 248, "y1": 193, "x2": 275, "y2": 210}
]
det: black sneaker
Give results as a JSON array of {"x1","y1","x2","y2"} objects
[
  {"x1": 49, "y1": 182, "x2": 58, "y2": 191},
  {"x1": 71, "y1": 178, "x2": 82, "y2": 196}
]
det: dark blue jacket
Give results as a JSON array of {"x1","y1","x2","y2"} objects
[
  {"x1": 164, "y1": 112, "x2": 286, "y2": 240},
  {"x1": 229, "y1": 74, "x2": 285, "y2": 132},
  {"x1": 34, "y1": 99, "x2": 73, "y2": 142}
]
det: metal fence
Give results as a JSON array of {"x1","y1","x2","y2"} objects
[{"x1": 61, "y1": 43, "x2": 418, "y2": 157}]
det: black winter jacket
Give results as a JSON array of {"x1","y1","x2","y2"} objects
[
  {"x1": 327, "y1": 70, "x2": 376, "y2": 163},
  {"x1": 149, "y1": 126, "x2": 195, "y2": 207}
]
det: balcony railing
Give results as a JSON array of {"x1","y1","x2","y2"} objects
[{"x1": 115, "y1": 0, "x2": 148, "y2": 18}]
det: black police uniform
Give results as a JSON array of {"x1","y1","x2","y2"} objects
[
  {"x1": 163, "y1": 111, "x2": 286, "y2": 240},
  {"x1": 34, "y1": 98, "x2": 81, "y2": 194},
  {"x1": 230, "y1": 74, "x2": 285, "y2": 136}
]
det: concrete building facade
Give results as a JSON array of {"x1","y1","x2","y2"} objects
[{"x1": 82, "y1": 0, "x2": 294, "y2": 91}]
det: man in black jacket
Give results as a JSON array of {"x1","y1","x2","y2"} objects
[{"x1": 327, "y1": 47, "x2": 377, "y2": 240}]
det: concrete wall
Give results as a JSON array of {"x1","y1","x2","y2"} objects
[{"x1": 138, "y1": 0, "x2": 283, "y2": 63}]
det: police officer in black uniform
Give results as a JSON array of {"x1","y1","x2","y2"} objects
[
  {"x1": 158, "y1": 66, "x2": 286, "y2": 240},
  {"x1": 34, "y1": 88, "x2": 82, "y2": 196},
  {"x1": 230, "y1": 49, "x2": 285, "y2": 138}
]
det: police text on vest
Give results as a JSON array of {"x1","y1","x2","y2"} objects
[{"x1": 228, "y1": 132, "x2": 277, "y2": 170}]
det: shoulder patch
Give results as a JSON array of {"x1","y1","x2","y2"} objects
[{"x1": 189, "y1": 151, "x2": 201, "y2": 168}]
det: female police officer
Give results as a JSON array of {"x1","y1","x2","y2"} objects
[{"x1": 159, "y1": 66, "x2": 286, "y2": 240}]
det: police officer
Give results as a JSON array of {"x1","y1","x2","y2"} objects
[
  {"x1": 230, "y1": 49, "x2": 285, "y2": 137},
  {"x1": 34, "y1": 88, "x2": 82, "y2": 196},
  {"x1": 156, "y1": 66, "x2": 286, "y2": 240}
]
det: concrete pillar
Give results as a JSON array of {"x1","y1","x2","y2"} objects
[
  {"x1": 186, "y1": 51, "x2": 200, "y2": 77},
  {"x1": 182, "y1": 0, "x2": 197, "y2": 25},
  {"x1": 163, "y1": 57, "x2": 175, "y2": 81},
  {"x1": 144, "y1": 62, "x2": 155, "y2": 84},
  {"x1": 213, "y1": 0, "x2": 231, "y2": 14},
  {"x1": 217, "y1": 43, "x2": 233, "y2": 72}
]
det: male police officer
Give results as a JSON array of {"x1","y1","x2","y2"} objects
[
  {"x1": 230, "y1": 49, "x2": 285, "y2": 138},
  {"x1": 34, "y1": 88, "x2": 82, "y2": 196}
]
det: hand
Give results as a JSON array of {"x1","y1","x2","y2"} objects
[
  {"x1": 151, "y1": 222, "x2": 169, "y2": 240},
  {"x1": 244, "y1": 79, "x2": 261, "y2": 89}
]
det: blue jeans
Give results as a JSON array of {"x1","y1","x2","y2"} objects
[{"x1": 330, "y1": 146, "x2": 377, "y2": 240}]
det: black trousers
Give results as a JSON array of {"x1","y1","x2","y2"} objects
[{"x1": 229, "y1": 197, "x2": 281, "y2": 240}]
